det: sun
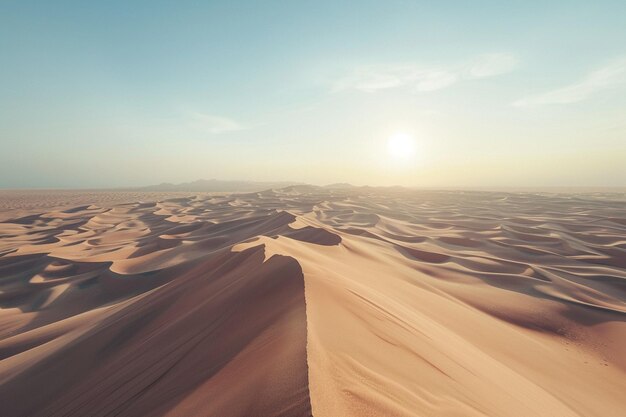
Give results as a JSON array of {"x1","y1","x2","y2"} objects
[{"x1": 387, "y1": 132, "x2": 416, "y2": 159}]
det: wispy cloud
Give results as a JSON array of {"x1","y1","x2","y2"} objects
[
  {"x1": 191, "y1": 113, "x2": 244, "y2": 134},
  {"x1": 464, "y1": 53, "x2": 519, "y2": 79},
  {"x1": 334, "y1": 53, "x2": 518, "y2": 93},
  {"x1": 513, "y1": 58, "x2": 626, "y2": 107},
  {"x1": 334, "y1": 65, "x2": 458, "y2": 93}
]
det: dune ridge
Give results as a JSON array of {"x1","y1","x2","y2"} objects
[{"x1": 0, "y1": 187, "x2": 625, "y2": 416}]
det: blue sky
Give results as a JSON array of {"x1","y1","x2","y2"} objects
[{"x1": 1, "y1": 1, "x2": 625, "y2": 187}]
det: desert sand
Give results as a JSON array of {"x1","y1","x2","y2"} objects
[{"x1": 0, "y1": 186, "x2": 625, "y2": 416}]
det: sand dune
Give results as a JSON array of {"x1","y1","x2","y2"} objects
[{"x1": 0, "y1": 187, "x2": 625, "y2": 416}]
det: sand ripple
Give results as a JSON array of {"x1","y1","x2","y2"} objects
[{"x1": 0, "y1": 187, "x2": 625, "y2": 416}]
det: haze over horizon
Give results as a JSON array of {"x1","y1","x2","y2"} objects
[
  {"x1": 2, "y1": 178, "x2": 626, "y2": 192},
  {"x1": 2, "y1": 1, "x2": 626, "y2": 188}
]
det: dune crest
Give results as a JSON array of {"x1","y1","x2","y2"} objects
[{"x1": 0, "y1": 188, "x2": 625, "y2": 416}]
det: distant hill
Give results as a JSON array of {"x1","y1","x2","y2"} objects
[
  {"x1": 137, "y1": 179, "x2": 303, "y2": 192},
  {"x1": 324, "y1": 182, "x2": 356, "y2": 189}
]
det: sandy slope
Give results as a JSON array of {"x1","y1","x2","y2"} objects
[{"x1": 0, "y1": 187, "x2": 625, "y2": 416}]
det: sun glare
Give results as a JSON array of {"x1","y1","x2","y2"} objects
[{"x1": 387, "y1": 133, "x2": 416, "y2": 159}]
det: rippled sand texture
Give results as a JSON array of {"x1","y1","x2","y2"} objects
[{"x1": 0, "y1": 187, "x2": 625, "y2": 417}]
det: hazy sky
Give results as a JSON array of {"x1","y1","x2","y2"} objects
[{"x1": 1, "y1": 1, "x2": 625, "y2": 188}]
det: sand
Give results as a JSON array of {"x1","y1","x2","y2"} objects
[{"x1": 0, "y1": 186, "x2": 624, "y2": 416}]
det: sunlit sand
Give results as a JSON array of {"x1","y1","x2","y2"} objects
[{"x1": 0, "y1": 187, "x2": 624, "y2": 416}]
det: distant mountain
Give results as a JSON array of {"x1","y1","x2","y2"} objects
[
  {"x1": 137, "y1": 179, "x2": 303, "y2": 192},
  {"x1": 324, "y1": 182, "x2": 356, "y2": 189}
]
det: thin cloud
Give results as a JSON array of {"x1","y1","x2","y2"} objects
[
  {"x1": 191, "y1": 113, "x2": 244, "y2": 134},
  {"x1": 334, "y1": 53, "x2": 517, "y2": 93},
  {"x1": 415, "y1": 70, "x2": 458, "y2": 91},
  {"x1": 334, "y1": 66, "x2": 407, "y2": 92},
  {"x1": 334, "y1": 65, "x2": 458, "y2": 93},
  {"x1": 513, "y1": 58, "x2": 626, "y2": 107},
  {"x1": 464, "y1": 53, "x2": 519, "y2": 79}
]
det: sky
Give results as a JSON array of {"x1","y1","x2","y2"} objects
[{"x1": 1, "y1": 0, "x2": 625, "y2": 188}]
